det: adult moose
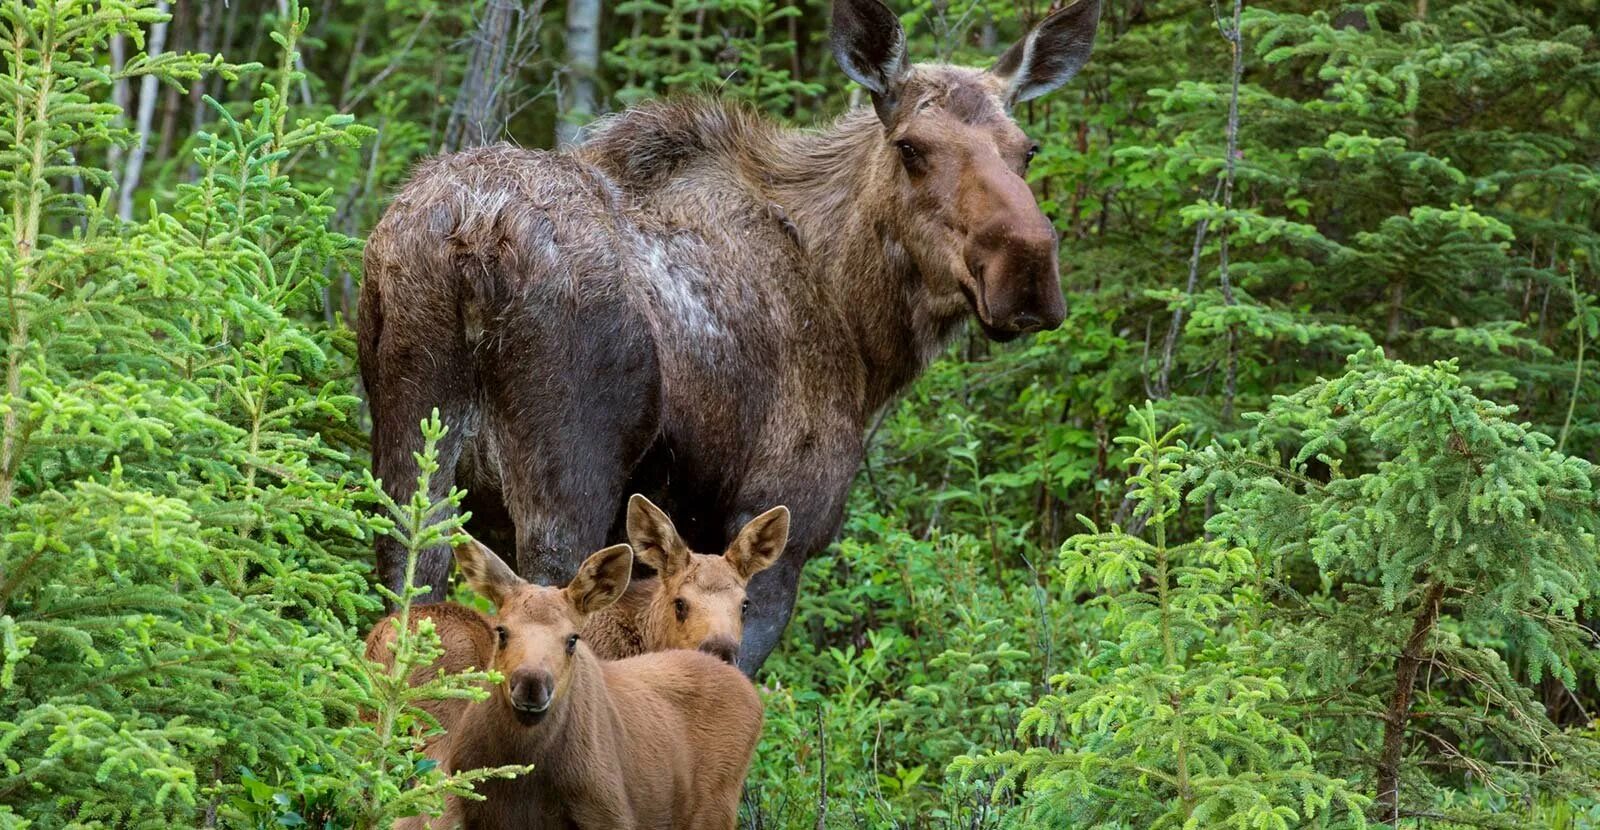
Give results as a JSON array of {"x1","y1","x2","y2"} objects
[{"x1": 360, "y1": 0, "x2": 1102, "y2": 672}]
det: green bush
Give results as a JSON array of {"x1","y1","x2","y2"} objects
[{"x1": 3, "y1": 1, "x2": 1597, "y2": 828}]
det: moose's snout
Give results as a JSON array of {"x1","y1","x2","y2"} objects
[
  {"x1": 967, "y1": 216, "x2": 1065, "y2": 337},
  {"x1": 509, "y1": 669, "x2": 555, "y2": 714},
  {"x1": 699, "y1": 637, "x2": 740, "y2": 666}
]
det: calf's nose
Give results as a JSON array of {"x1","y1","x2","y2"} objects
[
  {"x1": 699, "y1": 638, "x2": 740, "y2": 665},
  {"x1": 509, "y1": 669, "x2": 554, "y2": 713}
]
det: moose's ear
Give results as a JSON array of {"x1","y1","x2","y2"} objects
[
  {"x1": 991, "y1": 0, "x2": 1101, "y2": 108},
  {"x1": 830, "y1": 0, "x2": 910, "y2": 125},
  {"x1": 567, "y1": 544, "x2": 635, "y2": 616},
  {"x1": 727, "y1": 506, "x2": 789, "y2": 581},
  {"x1": 626, "y1": 494, "x2": 691, "y2": 578},
  {"x1": 453, "y1": 537, "x2": 524, "y2": 608}
]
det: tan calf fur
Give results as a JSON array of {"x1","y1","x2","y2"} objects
[
  {"x1": 582, "y1": 494, "x2": 787, "y2": 665},
  {"x1": 363, "y1": 602, "x2": 494, "y2": 748},
  {"x1": 394, "y1": 540, "x2": 763, "y2": 830}
]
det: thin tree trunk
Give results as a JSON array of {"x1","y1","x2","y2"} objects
[
  {"x1": 338, "y1": 3, "x2": 377, "y2": 108},
  {"x1": 118, "y1": 0, "x2": 171, "y2": 221},
  {"x1": 1217, "y1": 0, "x2": 1243, "y2": 422},
  {"x1": 108, "y1": 33, "x2": 129, "y2": 176},
  {"x1": 187, "y1": 0, "x2": 219, "y2": 133},
  {"x1": 557, "y1": 0, "x2": 600, "y2": 148},
  {"x1": 1384, "y1": 279, "x2": 1405, "y2": 356},
  {"x1": 205, "y1": 0, "x2": 243, "y2": 108},
  {"x1": 444, "y1": 0, "x2": 529, "y2": 152},
  {"x1": 153, "y1": 0, "x2": 191, "y2": 166},
  {"x1": 1375, "y1": 580, "x2": 1447, "y2": 824},
  {"x1": 1155, "y1": 179, "x2": 1223, "y2": 399}
]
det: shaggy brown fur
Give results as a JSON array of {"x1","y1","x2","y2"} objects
[
  {"x1": 394, "y1": 542, "x2": 763, "y2": 830},
  {"x1": 359, "y1": 0, "x2": 1103, "y2": 672}
]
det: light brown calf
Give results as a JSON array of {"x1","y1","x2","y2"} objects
[
  {"x1": 584, "y1": 494, "x2": 787, "y2": 665},
  {"x1": 364, "y1": 602, "x2": 494, "y2": 747},
  {"x1": 363, "y1": 495, "x2": 784, "y2": 738},
  {"x1": 396, "y1": 541, "x2": 763, "y2": 830}
]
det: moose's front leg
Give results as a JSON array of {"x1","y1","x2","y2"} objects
[
  {"x1": 731, "y1": 460, "x2": 854, "y2": 675},
  {"x1": 737, "y1": 550, "x2": 807, "y2": 675}
]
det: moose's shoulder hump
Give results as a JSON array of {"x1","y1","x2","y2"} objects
[{"x1": 577, "y1": 99, "x2": 775, "y2": 193}]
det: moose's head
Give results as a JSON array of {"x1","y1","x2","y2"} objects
[
  {"x1": 625, "y1": 494, "x2": 787, "y2": 666},
  {"x1": 832, "y1": 0, "x2": 1100, "y2": 341},
  {"x1": 453, "y1": 538, "x2": 634, "y2": 722}
]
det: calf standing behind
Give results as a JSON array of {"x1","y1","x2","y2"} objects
[
  {"x1": 360, "y1": 0, "x2": 1104, "y2": 671},
  {"x1": 584, "y1": 494, "x2": 787, "y2": 665},
  {"x1": 398, "y1": 541, "x2": 763, "y2": 830}
]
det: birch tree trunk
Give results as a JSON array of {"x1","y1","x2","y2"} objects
[
  {"x1": 118, "y1": 0, "x2": 170, "y2": 221},
  {"x1": 557, "y1": 0, "x2": 599, "y2": 149}
]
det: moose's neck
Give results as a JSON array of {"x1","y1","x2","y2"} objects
[
  {"x1": 767, "y1": 110, "x2": 969, "y2": 414},
  {"x1": 577, "y1": 99, "x2": 970, "y2": 418}
]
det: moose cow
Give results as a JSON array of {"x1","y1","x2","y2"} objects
[{"x1": 359, "y1": 0, "x2": 1102, "y2": 672}]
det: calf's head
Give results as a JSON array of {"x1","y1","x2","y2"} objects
[
  {"x1": 832, "y1": 0, "x2": 1101, "y2": 341},
  {"x1": 453, "y1": 538, "x2": 633, "y2": 721},
  {"x1": 626, "y1": 494, "x2": 788, "y2": 665}
]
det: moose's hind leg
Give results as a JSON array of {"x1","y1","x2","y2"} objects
[
  {"x1": 479, "y1": 287, "x2": 661, "y2": 587},
  {"x1": 368, "y1": 336, "x2": 476, "y2": 604}
]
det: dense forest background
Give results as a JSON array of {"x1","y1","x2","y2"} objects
[{"x1": 2, "y1": 0, "x2": 1598, "y2": 827}]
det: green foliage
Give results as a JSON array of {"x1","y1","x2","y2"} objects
[
  {"x1": 0, "y1": 3, "x2": 501, "y2": 827},
  {"x1": 5, "y1": 1, "x2": 1599, "y2": 828},
  {"x1": 608, "y1": 0, "x2": 824, "y2": 114},
  {"x1": 1190, "y1": 350, "x2": 1600, "y2": 826},
  {"x1": 955, "y1": 404, "x2": 1369, "y2": 828}
]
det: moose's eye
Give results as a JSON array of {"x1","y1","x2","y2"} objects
[
  {"x1": 494, "y1": 625, "x2": 509, "y2": 647},
  {"x1": 1024, "y1": 144, "x2": 1040, "y2": 169},
  {"x1": 740, "y1": 599, "x2": 751, "y2": 618},
  {"x1": 674, "y1": 597, "x2": 688, "y2": 622},
  {"x1": 895, "y1": 140, "x2": 924, "y2": 172},
  {"x1": 566, "y1": 633, "x2": 579, "y2": 655}
]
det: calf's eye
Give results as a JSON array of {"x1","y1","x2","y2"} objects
[
  {"x1": 566, "y1": 633, "x2": 579, "y2": 655},
  {"x1": 494, "y1": 625, "x2": 509, "y2": 647},
  {"x1": 741, "y1": 599, "x2": 751, "y2": 618},
  {"x1": 674, "y1": 597, "x2": 688, "y2": 622}
]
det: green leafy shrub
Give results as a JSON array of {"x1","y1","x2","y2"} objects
[
  {"x1": 0, "y1": 4, "x2": 504, "y2": 827},
  {"x1": 954, "y1": 404, "x2": 1368, "y2": 829},
  {"x1": 1191, "y1": 349, "x2": 1600, "y2": 826}
]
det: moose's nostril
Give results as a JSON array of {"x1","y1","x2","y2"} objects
[{"x1": 1011, "y1": 313, "x2": 1044, "y2": 332}]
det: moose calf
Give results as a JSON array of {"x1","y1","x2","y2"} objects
[
  {"x1": 396, "y1": 541, "x2": 762, "y2": 830},
  {"x1": 364, "y1": 495, "x2": 786, "y2": 741},
  {"x1": 584, "y1": 494, "x2": 786, "y2": 665}
]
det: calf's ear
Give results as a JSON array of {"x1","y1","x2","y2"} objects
[
  {"x1": 453, "y1": 537, "x2": 524, "y2": 609},
  {"x1": 567, "y1": 544, "x2": 634, "y2": 616},
  {"x1": 727, "y1": 505, "x2": 790, "y2": 581},
  {"x1": 626, "y1": 494, "x2": 691, "y2": 578},
  {"x1": 831, "y1": 0, "x2": 910, "y2": 126},
  {"x1": 991, "y1": 0, "x2": 1101, "y2": 109}
]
